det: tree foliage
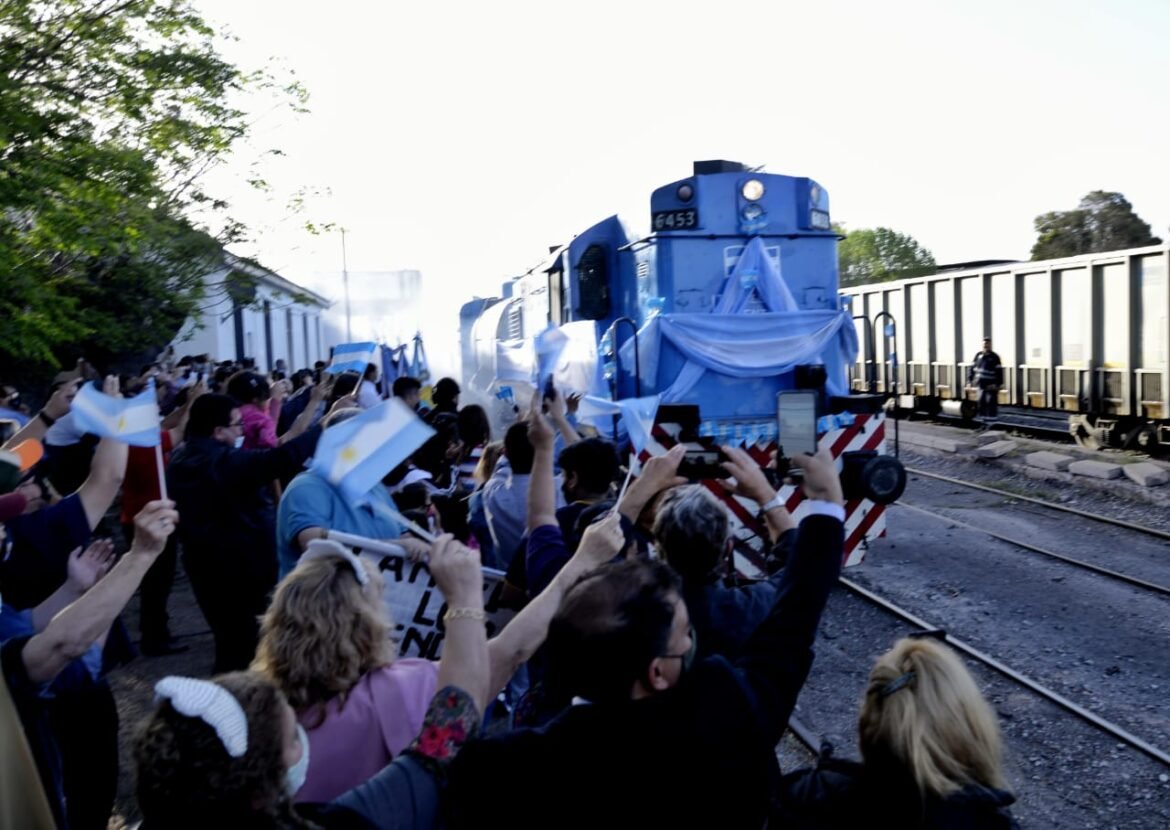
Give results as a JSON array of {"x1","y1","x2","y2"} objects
[
  {"x1": 0, "y1": 0, "x2": 306, "y2": 377},
  {"x1": 1031, "y1": 191, "x2": 1162, "y2": 261},
  {"x1": 835, "y1": 225, "x2": 936, "y2": 287}
]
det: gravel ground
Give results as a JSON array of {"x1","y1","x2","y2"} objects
[
  {"x1": 790, "y1": 586, "x2": 1170, "y2": 829},
  {"x1": 773, "y1": 425, "x2": 1170, "y2": 829}
]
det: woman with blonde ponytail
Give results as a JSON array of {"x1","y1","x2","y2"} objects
[{"x1": 774, "y1": 637, "x2": 1019, "y2": 829}]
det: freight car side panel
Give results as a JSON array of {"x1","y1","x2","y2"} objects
[{"x1": 840, "y1": 244, "x2": 1170, "y2": 440}]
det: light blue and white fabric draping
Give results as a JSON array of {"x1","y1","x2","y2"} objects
[
  {"x1": 712, "y1": 236, "x2": 799, "y2": 314},
  {"x1": 618, "y1": 235, "x2": 858, "y2": 403},
  {"x1": 327, "y1": 342, "x2": 379, "y2": 375},
  {"x1": 622, "y1": 310, "x2": 857, "y2": 403},
  {"x1": 71, "y1": 379, "x2": 160, "y2": 447},
  {"x1": 309, "y1": 398, "x2": 435, "y2": 504}
]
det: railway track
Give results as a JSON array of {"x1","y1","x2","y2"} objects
[
  {"x1": 787, "y1": 578, "x2": 1170, "y2": 769},
  {"x1": 898, "y1": 468, "x2": 1170, "y2": 598}
]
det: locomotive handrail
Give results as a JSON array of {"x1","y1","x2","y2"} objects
[
  {"x1": 872, "y1": 310, "x2": 899, "y2": 457},
  {"x1": 606, "y1": 316, "x2": 642, "y2": 399},
  {"x1": 852, "y1": 314, "x2": 874, "y2": 393}
]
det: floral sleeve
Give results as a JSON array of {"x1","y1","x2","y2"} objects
[{"x1": 404, "y1": 685, "x2": 480, "y2": 775}]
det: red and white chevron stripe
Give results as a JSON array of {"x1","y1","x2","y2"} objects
[{"x1": 639, "y1": 412, "x2": 888, "y2": 575}]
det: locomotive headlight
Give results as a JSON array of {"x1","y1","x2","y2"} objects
[
  {"x1": 741, "y1": 179, "x2": 765, "y2": 201},
  {"x1": 677, "y1": 183, "x2": 694, "y2": 202}
]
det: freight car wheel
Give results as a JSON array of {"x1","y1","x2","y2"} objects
[
  {"x1": 1073, "y1": 424, "x2": 1101, "y2": 451},
  {"x1": 1134, "y1": 425, "x2": 1161, "y2": 456}
]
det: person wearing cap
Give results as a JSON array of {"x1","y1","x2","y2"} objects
[{"x1": 0, "y1": 439, "x2": 43, "y2": 495}]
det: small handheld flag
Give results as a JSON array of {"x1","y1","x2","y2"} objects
[
  {"x1": 309, "y1": 398, "x2": 435, "y2": 503},
  {"x1": 71, "y1": 380, "x2": 161, "y2": 447},
  {"x1": 326, "y1": 342, "x2": 379, "y2": 375}
]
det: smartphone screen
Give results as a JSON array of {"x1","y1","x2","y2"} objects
[{"x1": 777, "y1": 391, "x2": 818, "y2": 457}]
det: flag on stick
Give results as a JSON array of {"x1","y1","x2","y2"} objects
[
  {"x1": 71, "y1": 380, "x2": 160, "y2": 447},
  {"x1": 326, "y1": 342, "x2": 379, "y2": 375},
  {"x1": 309, "y1": 398, "x2": 435, "y2": 503}
]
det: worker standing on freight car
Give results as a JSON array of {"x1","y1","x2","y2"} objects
[{"x1": 969, "y1": 337, "x2": 1002, "y2": 421}]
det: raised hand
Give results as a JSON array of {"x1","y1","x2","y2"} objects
[
  {"x1": 44, "y1": 379, "x2": 81, "y2": 419},
  {"x1": 574, "y1": 511, "x2": 626, "y2": 568},
  {"x1": 719, "y1": 445, "x2": 776, "y2": 505},
  {"x1": 791, "y1": 447, "x2": 844, "y2": 505},
  {"x1": 428, "y1": 534, "x2": 484, "y2": 610},
  {"x1": 65, "y1": 539, "x2": 116, "y2": 592},
  {"x1": 130, "y1": 500, "x2": 180, "y2": 558},
  {"x1": 526, "y1": 387, "x2": 556, "y2": 451}
]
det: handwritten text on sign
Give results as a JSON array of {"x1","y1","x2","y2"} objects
[{"x1": 356, "y1": 552, "x2": 516, "y2": 660}]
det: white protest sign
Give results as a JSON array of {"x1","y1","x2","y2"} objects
[{"x1": 327, "y1": 531, "x2": 515, "y2": 660}]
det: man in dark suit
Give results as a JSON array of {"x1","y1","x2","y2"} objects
[{"x1": 447, "y1": 448, "x2": 845, "y2": 829}]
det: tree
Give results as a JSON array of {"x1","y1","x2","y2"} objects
[
  {"x1": 835, "y1": 225, "x2": 937, "y2": 287},
  {"x1": 1031, "y1": 191, "x2": 1161, "y2": 260},
  {"x1": 0, "y1": 0, "x2": 306, "y2": 378}
]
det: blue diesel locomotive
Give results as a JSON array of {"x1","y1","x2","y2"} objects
[
  {"x1": 461, "y1": 160, "x2": 861, "y2": 431},
  {"x1": 460, "y1": 160, "x2": 904, "y2": 566}
]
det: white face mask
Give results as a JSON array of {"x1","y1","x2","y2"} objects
[
  {"x1": 233, "y1": 435, "x2": 245, "y2": 449},
  {"x1": 286, "y1": 723, "x2": 310, "y2": 796}
]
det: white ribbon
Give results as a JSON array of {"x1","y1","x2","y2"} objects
[{"x1": 154, "y1": 676, "x2": 248, "y2": 758}]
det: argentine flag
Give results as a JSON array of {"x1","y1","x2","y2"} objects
[
  {"x1": 575, "y1": 394, "x2": 661, "y2": 454},
  {"x1": 71, "y1": 380, "x2": 160, "y2": 447},
  {"x1": 310, "y1": 398, "x2": 435, "y2": 503},
  {"x1": 327, "y1": 342, "x2": 379, "y2": 375}
]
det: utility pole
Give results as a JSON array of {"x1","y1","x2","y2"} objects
[{"x1": 341, "y1": 227, "x2": 352, "y2": 342}]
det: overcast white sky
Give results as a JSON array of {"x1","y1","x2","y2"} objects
[{"x1": 193, "y1": 0, "x2": 1170, "y2": 374}]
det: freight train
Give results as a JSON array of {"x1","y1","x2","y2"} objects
[
  {"x1": 459, "y1": 160, "x2": 905, "y2": 568},
  {"x1": 839, "y1": 243, "x2": 1170, "y2": 454}
]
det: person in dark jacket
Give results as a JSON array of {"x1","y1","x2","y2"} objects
[
  {"x1": 968, "y1": 337, "x2": 1003, "y2": 420},
  {"x1": 447, "y1": 448, "x2": 846, "y2": 829},
  {"x1": 167, "y1": 394, "x2": 323, "y2": 673},
  {"x1": 651, "y1": 445, "x2": 798, "y2": 660},
  {"x1": 774, "y1": 636, "x2": 1019, "y2": 829}
]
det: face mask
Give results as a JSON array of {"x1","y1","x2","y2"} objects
[
  {"x1": 233, "y1": 435, "x2": 245, "y2": 449},
  {"x1": 680, "y1": 626, "x2": 698, "y2": 675},
  {"x1": 286, "y1": 723, "x2": 310, "y2": 796}
]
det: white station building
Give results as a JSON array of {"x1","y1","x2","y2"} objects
[{"x1": 171, "y1": 253, "x2": 332, "y2": 371}]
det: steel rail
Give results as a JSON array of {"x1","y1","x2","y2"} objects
[
  {"x1": 785, "y1": 713, "x2": 823, "y2": 756},
  {"x1": 837, "y1": 577, "x2": 1170, "y2": 768},
  {"x1": 906, "y1": 467, "x2": 1170, "y2": 542},
  {"x1": 893, "y1": 501, "x2": 1170, "y2": 598}
]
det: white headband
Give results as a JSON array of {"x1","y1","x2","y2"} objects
[
  {"x1": 154, "y1": 676, "x2": 248, "y2": 758},
  {"x1": 302, "y1": 538, "x2": 370, "y2": 586}
]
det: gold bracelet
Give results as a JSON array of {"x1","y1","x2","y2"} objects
[{"x1": 443, "y1": 607, "x2": 486, "y2": 623}]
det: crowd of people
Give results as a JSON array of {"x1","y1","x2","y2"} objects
[{"x1": 0, "y1": 353, "x2": 1020, "y2": 829}]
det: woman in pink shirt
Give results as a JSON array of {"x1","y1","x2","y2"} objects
[
  {"x1": 228, "y1": 371, "x2": 325, "y2": 449},
  {"x1": 251, "y1": 547, "x2": 440, "y2": 803}
]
